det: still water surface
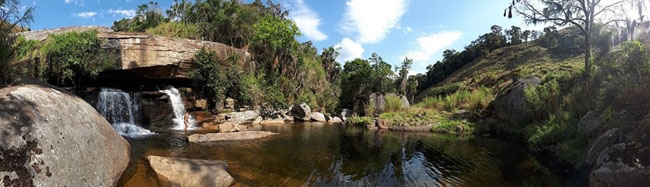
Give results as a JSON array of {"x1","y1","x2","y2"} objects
[{"x1": 118, "y1": 123, "x2": 565, "y2": 186}]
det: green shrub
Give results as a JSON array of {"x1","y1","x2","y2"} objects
[
  {"x1": 384, "y1": 94, "x2": 403, "y2": 112},
  {"x1": 346, "y1": 116, "x2": 373, "y2": 126},
  {"x1": 526, "y1": 109, "x2": 586, "y2": 165},
  {"x1": 525, "y1": 79, "x2": 561, "y2": 121},
  {"x1": 417, "y1": 86, "x2": 492, "y2": 114},
  {"x1": 146, "y1": 22, "x2": 201, "y2": 39},
  {"x1": 40, "y1": 30, "x2": 101, "y2": 87}
]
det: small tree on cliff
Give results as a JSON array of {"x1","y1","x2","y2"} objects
[{"x1": 509, "y1": 0, "x2": 626, "y2": 76}]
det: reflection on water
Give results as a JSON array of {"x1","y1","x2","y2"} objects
[{"x1": 118, "y1": 123, "x2": 563, "y2": 186}]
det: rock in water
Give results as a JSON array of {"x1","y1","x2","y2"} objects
[
  {"x1": 329, "y1": 117, "x2": 343, "y2": 124},
  {"x1": 0, "y1": 84, "x2": 130, "y2": 187},
  {"x1": 147, "y1": 156, "x2": 234, "y2": 187},
  {"x1": 310, "y1": 112, "x2": 327, "y2": 122},
  {"x1": 291, "y1": 103, "x2": 312, "y2": 121},
  {"x1": 188, "y1": 131, "x2": 277, "y2": 143}
]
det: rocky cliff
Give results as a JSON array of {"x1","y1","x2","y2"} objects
[{"x1": 20, "y1": 26, "x2": 249, "y2": 81}]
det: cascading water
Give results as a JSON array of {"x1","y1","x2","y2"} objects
[
  {"x1": 159, "y1": 87, "x2": 196, "y2": 130},
  {"x1": 97, "y1": 88, "x2": 155, "y2": 138}
]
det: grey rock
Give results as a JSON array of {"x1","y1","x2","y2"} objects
[
  {"x1": 340, "y1": 108, "x2": 353, "y2": 122},
  {"x1": 369, "y1": 93, "x2": 386, "y2": 114},
  {"x1": 217, "y1": 122, "x2": 241, "y2": 133},
  {"x1": 291, "y1": 103, "x2": 312, "y2": 121},
  {"x1": 579, "y1": 110, "x2": 603, "y2": 135},
  {"x1": 492, "y1": 76, "x2": 541, "y2": 125},
  {"x1": 329, "y1": 117, "x2": 343, "y2": 124},
  {"x1": 147, "y1": 156, "x2": 234, "y2": 187},
  {"x1": 0, "y1": 84, "x2": 130, "y2": 187},
  {"x1": 225, "y1": 110, "x2": 259, "y2": 124}
]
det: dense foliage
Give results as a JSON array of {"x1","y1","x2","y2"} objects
[
  {"x1": 40, "y1": 30, "x2": 106, "y2": 87},
  {"x1": 0, "y1": 0, "x2": 34, "y2": 86}
]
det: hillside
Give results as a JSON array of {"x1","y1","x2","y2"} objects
[{"x1": 416, "y1": 43, "x2": 583, "y2": 102}]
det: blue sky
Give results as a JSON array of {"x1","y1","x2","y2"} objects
[{"x1": 24, "y1": 0, "x2": 543, "y2": 74}]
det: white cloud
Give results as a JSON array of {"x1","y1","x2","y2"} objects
[
  {"x1": 342, "y1": 0, "x2": 408, "y2": 44},
  {"x1": 403, "y1": 26, "x2": 413, "y2": 33},
  {"x1": 401, "y1": 31, "x2": 462, "y2": 64},
  {"x1": 65, "y1": 0, "x2": 72, "y2": 3},
  {"x1": 108, "y1": 9, "x2": 136, "y2": 18},
  {"x1": 288, "y1": 0, "x2": 328, "y2": 41},
  {"x1": 74, "y1": 11, "x2": 96, "y2": 18},
  {"x1": 335, "y1": 38, "x2": 365, "y2": 62}
]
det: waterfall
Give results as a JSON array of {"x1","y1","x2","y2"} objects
[
  {"x1": 159, "y1": 87, "x2": 196, "y2": 130},
  {"x1": 97, "y1": 88, "x2": 155, "y2": 138}
]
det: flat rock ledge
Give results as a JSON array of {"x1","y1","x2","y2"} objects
[
  {"x1": 147, "y1": 156, "x2": 234, "y2": 187},
  {"x1": 389, "y1": 125, "x2": 433, "y2": 132},
  {"x1": 188, "y1": 131, "x2": 277, "y2": 143}
]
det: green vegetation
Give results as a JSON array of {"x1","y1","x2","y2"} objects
[
  {"x1": 383, "y1": 94, "x2": 403, "y2": 113},
  {"x1": 145, "y1": 22, "x2": 201, "y2": 39},
  {"x1": 40, "y1": 30, "x2": 106, "y2": 87},
  {"x1": 418, "y1": 87, "x2": 493, "y2": 114},
  {"x1": 112, "y1": 2, "x2": 168, "y2": 32},
  {"x1": 0, "y1": 0, "x2": 34, "y2": 86}
]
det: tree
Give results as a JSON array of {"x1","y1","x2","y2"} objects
[
  {"x1": 523, "y1": 30, "x2": 532, "y2": 42},
  {"x1": 112, "y1": 1, "x2": 168, "y2": 32},
  {"x1": 505, "y1": 26, "x2": 522, "y2": 45},
  {"x1": 368, "y1": 53, "x2": 395, "y2": 93},
  {"x1": 513, "y1": 0, "x2": 627, "y2": 75},
  {"x1": 1, "y1": 0, "x2": 34, "y2": 85},
  {"x1": 339, "y1": 58, "x2": 372, "y2": 109},
  {"x1": 398, "y1": 58, "x2": 413, "y2": 95},
  {"x1": 321, "y1": 47, "x2": 342, "y2": 83}
]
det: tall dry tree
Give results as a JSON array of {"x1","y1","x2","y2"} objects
[{"x1": 507, "y1": 0, "x2": 626, "y2": 75}]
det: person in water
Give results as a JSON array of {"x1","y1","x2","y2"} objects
[{"x1": 183, "y1": 113, "x2": 189, "y2": 132}]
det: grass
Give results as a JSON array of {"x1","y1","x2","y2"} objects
[
  {"x1": 346, "y1": 116, "x2": 373, "y2": 126},
  {"x1": 417, "y1": 86, "x2": 493, "y2": 114},
  {"x1": 384, "y1": 94, "x2": 404, "y2": 113},
  {"x1": 378, "y1": 107, "x2": 474, "y2": 134}
]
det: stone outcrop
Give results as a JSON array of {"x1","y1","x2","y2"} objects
[
  {"x1": 291, "y1": 103, "x2": 312, "y2": 121},
  {"x1": 329, "y1": 117, "x2": 343, "y2": 124},
  {"x1": 147, "y1": 156, "x2": 234, "y2": 187},
  {"x1": 188, "y1": 131, "x2": 277, "y2": 143},
  {"x1": 19, "y1": 26, "x2": 113, "y2": 41},
  {"x1": 0, "y1": 84, "x2": 130, "y2": 187},
  {"x1": 139, "y1": 91, "x2": 175, "y2": 129},
  {"x1": 217, "y1": 122, "x2": 241, "y2": 133},
  {"x1": 491, "y1": 76, "x2": 541, "y2": 125}
]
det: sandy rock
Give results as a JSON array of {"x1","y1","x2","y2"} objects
[{"x1": 147, "y1": 156, "x2": 234, "y2": 187}]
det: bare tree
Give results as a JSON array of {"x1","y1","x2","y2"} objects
[{"x1": 510, "y1": 0, "x2": 626, "y2": 75}]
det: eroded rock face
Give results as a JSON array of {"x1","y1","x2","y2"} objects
[
  {"x1": 579, "y1": 110, "x2": 603, "y2": 136},
  {"x1": 147, "y1": 156, "x2": 234, "y2": 187},
  {"x1": 0, "y1": 84, "x2": 130, "y2": 187},
  {"x1": 188, "y1": 131, "x2": 277, "y2": 143},
  {"x1": 225, "y1": 110, "x2": 259, "y2": 124},
  {"x1": 340, "y1": 109, "x2": 353, "y2": 122},
  {"x1": 492, "y1": 76, "x2": 541, "y2": 125}
]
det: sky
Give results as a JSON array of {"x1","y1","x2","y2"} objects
[{"x1": 23, "y1": 0, "x2": 546, "y2": 75}]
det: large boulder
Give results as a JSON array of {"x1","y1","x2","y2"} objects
[
  {"x1": 225, "y1": 110, "x2": 259, "y2": 124},
  {"x1": 140, "y1": 91, "x2": 175, "y2": 129},
  {"x1": 217, "y1": 122, "x2": 241, "y2": 133},
  {"x1": 329, "y1": 117, "x2": 343, "y2": 124},
  {"x1": 291, "y1": 103, "x2": 312, "y2": 121},
  {"x1": 579, "y1": 110, "x2": 603, "y2": 135},
  {"x1": 147, "y1": 156, "x2": 234, "y2": 187},
  {"x1": 310, "y1": 112, "x2": 327, "y2": 122},
  {"x1": 401, "y1": 95, "x2": 410, "y2": 109},
  {"x1": 0, "y1": 84, "x2": 130, "y2": 186},
  {"x1": 188, "y1": 131, "x2": 277, "y2": 143},
  {"x1": 369, "y1": 93, "x2": 386, "y2": 114},
  {"x1": 491, "y1": 76, "x2": 541, "y2": 125}
]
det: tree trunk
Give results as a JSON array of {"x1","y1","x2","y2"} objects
[{"x1": 584, "y1": 32, "x2": 592, "y2": 76}]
